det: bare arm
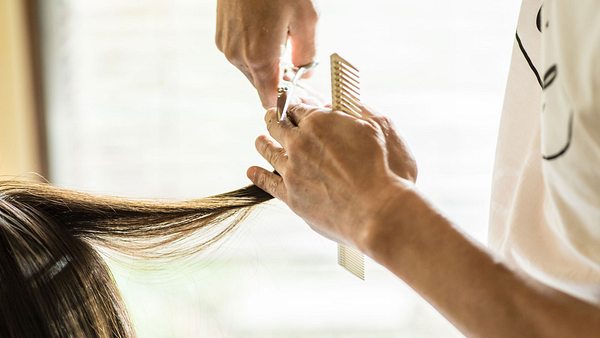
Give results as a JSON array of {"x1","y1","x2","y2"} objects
[
  {"x1": 248, "y1": 104, "x2": 600, "y2": 337},
  {"x1": 363, "y1": 186, "x2": 600, "y2": 338}
]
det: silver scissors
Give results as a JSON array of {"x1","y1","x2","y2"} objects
[{"x1": 276, "y1": 61, "x2": 319, "y2": 122}]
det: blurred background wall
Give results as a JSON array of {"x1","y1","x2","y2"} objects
[
  {"x1": 36, "y1": 1, "x2": 521, "y2": 337},
  {"x1": 1, "y1": 1, "x2": 521, "y2": 336},
  {"x1": 0, "y1": 0, "x2": 46, "y2": 178}
]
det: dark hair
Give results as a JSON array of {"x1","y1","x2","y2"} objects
[{"x1": 0, "y1": 180, "x2": 272, "y2": 337}]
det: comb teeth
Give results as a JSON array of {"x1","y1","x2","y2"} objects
[
  {"x1": 338, "y1": 245, "x2": 365, "y2": 280},
  {"x1": 330, "y1": 53, "x2": 365, "y2": 280},
  {"x1": 331, "y1": 54, "x2": 363, "y2": 118}
]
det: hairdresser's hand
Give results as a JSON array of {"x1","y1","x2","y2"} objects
[
  {"x1": 215, "y1": 0, "x2": 319, "y2": 108},
  {"x1": 247, "y1": 104, "x2": 417, "y2": 248}
]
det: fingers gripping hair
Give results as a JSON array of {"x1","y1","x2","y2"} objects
[{"x1": 247, "y1": 167, "x2": 287, "y2": 202}]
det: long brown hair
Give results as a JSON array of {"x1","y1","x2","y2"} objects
[{"x1": 0, "y1": 180, "x2": 272, "y2": 337}]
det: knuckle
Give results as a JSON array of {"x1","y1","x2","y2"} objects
[
  {"x1": 302, "y1": 115, "x2": 318, "y2": 129},
  {"x1": 269, "y1": 149, "x2": 282, "y2": 165},
  {"x1": 269, "y1": 177, "x2": 280, "y2": 195},
  {"x1": 362, "y1": 120, "x2": 381, "y2": 136},
  {"x1": 255, "y1": 171, "x2": 267, "y2": 188},
  {"x1": 359, "y1": 103, "x2": 373, "y2": 114},
  {"x1": 222, "y1": 43, "x2": 246, "y2": 63},
  {"x1": 360, "y1": 105, "x2": 371, "y2": 116},
  {"x1": 224, "y1": 48, "x2": 241, "y2": 64},
  {"x1": 258, "y1": 137, "x2": 270, "y2": 154},
  {"x1": 302, "y1": 109, "x2": 326, "y2": 129},
  {"x1": 375, "y1": 115, "x2": 393, "y2": 127}
]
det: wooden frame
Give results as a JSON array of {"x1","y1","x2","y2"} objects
[
  {"x1": 0, "y1": 0, "x2": 48, "y2": 179},
  {"x1": 24, "y1": 0, "x2": 49, "y2": 178}
]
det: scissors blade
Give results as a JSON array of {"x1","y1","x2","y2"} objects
[{"x1": 278, "y1": 84, "x2": 296, "y2": 122}]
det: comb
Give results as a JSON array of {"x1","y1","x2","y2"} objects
[{"x1": 330, "y1": 53, "x2": 365, "y2": 280}]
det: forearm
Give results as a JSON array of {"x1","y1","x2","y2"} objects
[
  {"x1": 250, "y1": 103, "x2": 600, "y2": 335},
  {"x1": 361, "y1": 183, "x2": 600, "y2": 338}
]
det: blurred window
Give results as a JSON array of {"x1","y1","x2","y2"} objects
[{"x1": 39, "y1": 1, "x2": 520, "y2": 337}]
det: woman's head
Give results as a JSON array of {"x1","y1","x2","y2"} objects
[{"x1": 0, "y1": 180, "x2": 271, "y2": 337}]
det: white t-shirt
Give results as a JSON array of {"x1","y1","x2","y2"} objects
[{"x1": 489, "y1": 0, "x2": 600, "y2": 302}]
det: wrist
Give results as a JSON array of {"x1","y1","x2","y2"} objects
[{"x1": 356, "y1": 180, "x2": 426, "y2": 264}]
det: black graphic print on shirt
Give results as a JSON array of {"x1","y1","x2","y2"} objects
[{"x1": 517, "y1": 4, "x2": 572, "y2": 161}]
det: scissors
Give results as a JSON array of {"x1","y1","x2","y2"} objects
[{"x1": 276, "y1": 61, "x2": 319, "y2": 122}]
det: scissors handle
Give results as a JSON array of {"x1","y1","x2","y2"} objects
[{"x1": 277, "y1": 61, "x2": 319, "y2": 121}]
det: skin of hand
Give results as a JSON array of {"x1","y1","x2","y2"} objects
[
  {"x1": 291, "y1": 83, "x2": 327, "y2": 107},
  {"x1": 247, "y1": 103, "x2": 600, "y2": 337},
  {"x1": 247, "y1": 103, "x2": 417, "y2": 248},
  {"x1": 216, "y1": 0, "x2": 319, "y2": 108}
]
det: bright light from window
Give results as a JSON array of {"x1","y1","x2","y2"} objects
[{"x1": 40, "y1": 0, "x2": 520, "y2": 336}]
